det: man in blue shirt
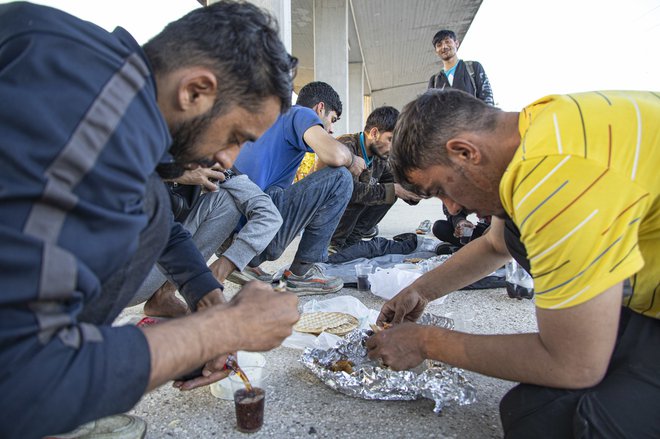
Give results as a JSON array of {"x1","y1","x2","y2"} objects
[
  {"x1": 231, "y1": 81, "x2": 366, "y2": 294},
  {"x1": 0, "y1": 2, "x2": 300, "y2": 437}
]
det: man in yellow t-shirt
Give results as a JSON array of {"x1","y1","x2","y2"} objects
[{"x1": 367, "y1": 89, "x2": 659, "y2": 437}]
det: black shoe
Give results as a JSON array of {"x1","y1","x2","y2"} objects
[
  {"x1": 435, "y1": 243, "x2": 457, "y2": 255},
  {"x1": 361, "y1": 225, "x2": 379, "y2": 239},
  {"x1": 393, "y1": 232, "x2": 417, "y2": 242}
]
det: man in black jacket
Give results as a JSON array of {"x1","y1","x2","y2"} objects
[
  {"x1": 427, "y1": 29, "x2": 494, "y2": 105},
  {"x1": 330, "y1": 106, "x2": 420, "y2": 251}
]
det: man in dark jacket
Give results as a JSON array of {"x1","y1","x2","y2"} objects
[
  {"x1": 330, "y1": 106, "x2": 420, "y2": 250},
  {"x1": 427, "y1": 29, "x2": 494, "y2": 105},
  {"x1": 0, "y1": 2, "x2": 299, "y2": 437}
]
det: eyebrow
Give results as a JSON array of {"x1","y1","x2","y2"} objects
[{"x1": 237, "y1": 129, "x2": 259, "y2": 143}]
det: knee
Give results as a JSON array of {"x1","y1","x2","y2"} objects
[
  {"x1": 432, "y1": 220, "x2": 452, "y2": 240},
  {"x1": 333, "y1": 167, "x2": 353, "y2": 196}
]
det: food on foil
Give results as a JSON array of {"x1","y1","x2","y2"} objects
[
  {"x1": 369, "y1": 322, "x2": 392, "y2": 333},
  {"x1": 329, "y1": 359, "x2": 354, "y2": 374},
  {"x1": 294, "y1": 311, "x2": 359, "y2": 336},
  {"x1": 300, "y1": 314, "x2": 477, "y2": 413},
  {"x1": 403, "y1": 257, "x2": 425, "y2": 263}
]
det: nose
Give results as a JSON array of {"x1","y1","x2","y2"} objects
[
  {"x1": 439, "y1": 196, "x2": 463, "y2": 215},
  {"x1": 214, "y1": 144, "x2": 240, "y2": 170}
]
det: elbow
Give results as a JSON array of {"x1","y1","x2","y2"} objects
[
  {"x1": 328, "y1": 151, "x2": 349, "y2": 167},
  {"x1": 559, "y1": 363, "x2": 608, "y2": 389}
]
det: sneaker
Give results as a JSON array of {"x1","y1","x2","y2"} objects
[
  {"x1": 48, "y1": 414, "x2": 146, "y2": 439},
  {"x1": 226, "y1": 266, "x2": 274, "y2": 285},
  {"x1": 415, "y1": 219, "x2": 432, "y2": 234},
  {"x1": 361, "y1": 225, "x2": 378, "y2": 239},
  {"x1": 392, "y1": 232, "x2": 418, "y2": 243},
  {"x1": 283, "y1": 264, "x2": 343, "y2": 295}
]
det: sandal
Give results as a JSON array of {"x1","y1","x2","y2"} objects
[{"x1": 415, "y1": 219, "x2": 432, "y2": 235}]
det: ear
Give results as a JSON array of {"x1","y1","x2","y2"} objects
[
  {"x1": 313, "y1": 102, "x2": 325, "y2": 117},
  {"x1": 445, "y1": 137, "x2": 480, "y2": 165},
  {"x1": 455, "y1": 39, "x2": 461, "y2": 49},
  {"x1": 176, "y1": 68, "x2": 218, "y2": 115},
  {"x1": 368, "y1": 127, "x2": 379, "y2": 139}
]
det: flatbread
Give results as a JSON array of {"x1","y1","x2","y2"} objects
[
  {"x1": 403, "y1": 257, "x2": 425, "y2": 263},
  {"x1": 294, "y1": 312, "x2": 359, "y2": 335}
]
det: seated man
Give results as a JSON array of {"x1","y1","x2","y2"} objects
[
  {"x1": 129, "y1": 165, "x2": 282, "y2": 318},
  {"x1": 368, "y1": 89, "x2": 659, "y2": 437},
  {"x1": 432, "y1": 205, "x2": 490, "y2": 250},
  {"x1": 230, "y1": 81, "x2": 366, "y2": 294},
  {"x1": 330, "y1": 106, "x2": 421, "y2": 251},
  {"x1": 0, "y1": 2, "x2": 300, "y2": 437}
]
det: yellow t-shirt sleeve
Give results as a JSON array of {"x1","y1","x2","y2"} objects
[{"x1": 501, "y1": 155, "x2": 650, "y2": 309}]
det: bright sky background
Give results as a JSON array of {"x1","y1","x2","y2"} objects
[
  {"x1": 7, "y1": 0, "x2": 660, "y2": 112},
  {"x1": 460, "y1": 0, "x2": 660, "y2": 110}
]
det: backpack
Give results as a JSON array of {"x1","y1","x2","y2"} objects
[{"x1": 433, "y1": 60, "x2": 477, "y2": 95}]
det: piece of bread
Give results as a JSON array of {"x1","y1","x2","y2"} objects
[{"x1": 294, "y1": 312, "x2": 358, "y2": 335}]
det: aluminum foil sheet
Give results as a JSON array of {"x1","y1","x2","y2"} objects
[{"x1": 300, "y1": 314, "x2": 477, "y2": 413}]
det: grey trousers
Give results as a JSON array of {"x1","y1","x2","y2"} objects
[{"x1": 129, "y1": 188, "x2": 240, "y2": 306}]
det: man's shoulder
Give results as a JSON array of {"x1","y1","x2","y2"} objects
[
  {"x1": 336, "y1": 133, "x2": 360, "y2": 149},
  {"x1": 287, "y1": 105, "x2": 322, "y2": 124}
]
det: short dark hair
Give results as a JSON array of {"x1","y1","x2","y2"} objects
[
  {"x1": 364, "y1": 106, "x2": 399, "y2": 132},
  {"x1": 296, "y1": 81, "x2": 342, "y2": 117},
  {"x1": 143, "y1": 1, "x2": 295, "y2": 117},
  {"x1": 432, "y1": 29, "x2": 457, "y2": 47},
  {"x1": 390, "y1": 89, "x2": 499, "y2": 190}
]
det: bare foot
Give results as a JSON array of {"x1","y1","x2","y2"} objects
[{"x1": 143, "y1": 282, "x2": 190, "y2": 318}]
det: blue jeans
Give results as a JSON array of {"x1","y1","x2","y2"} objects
[{"x1": 251, "y1": 166, "x2": 352, "y2": 266}]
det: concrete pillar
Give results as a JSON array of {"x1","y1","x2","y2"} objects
[
  {"x1": 348, "y1": 62, "x2": 364, "y2": 133},
  {"x1": 314, "y1": 0, "x2": 349, "y2": 136},
  {"x1": 222, "y1": 0, "x2": 292, "y2": 53}
]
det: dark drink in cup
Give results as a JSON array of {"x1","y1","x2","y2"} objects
[
  {"x1": 234, "y1": 387, "x2": 265, "y2": 433},
  {"x1": 357, "y1": 275, "x2": 370, "y2": 291}
]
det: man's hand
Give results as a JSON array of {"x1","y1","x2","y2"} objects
[
  {"x1": 394, "y1": 183, "x2": 422, "y2": 203},
  {"x1": 377, "y1": 285, "x2": 429, "y2": 326},
  {"x1": 173, "y1": 165, "x2": 227, "y2": 192},
  {"x1": 453, "y1": 219, "x2": 475, "y2": 238},
  {"x1": 366, "y1": 322, "x2": 429, "y2": 370},
  {"x1": 348, "y1": 154, "x2": 367, "y2": 177},
  {"x1": 228, "y1": 280, "x2": 300, "y2": 352}
]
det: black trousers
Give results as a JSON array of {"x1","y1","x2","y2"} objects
[
  {"x1": 500, "y1": 307, "x2": 660, "y2": 438},
  {"x1": 331, "y1": 202, "x2": 394, "y2": 248}
]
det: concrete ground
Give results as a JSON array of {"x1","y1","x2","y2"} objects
[{"x1": 120, "y1": 198, "x2": 537, "y2": 438}]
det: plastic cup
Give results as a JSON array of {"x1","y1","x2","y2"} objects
[
  {"x1": 227, "y1": 366, "x2": 268, "y2": 393},
  {"x1": 210, "y1": 352, "x2": 266, "y2": 400},
  {"x1": 234, "y1": 387, "x2": 265, "y2": 433},
  {"x1": 459, "y1": 226, "x2": 474, "y2": 245},
  {"x1": 354, "y1": 263, "x2": 373, "y2": 292}
]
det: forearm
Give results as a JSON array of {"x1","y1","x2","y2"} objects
[
  {"x1": 423, "y1": 328, "x2": 599, "y2": 389},
  {"x1": 143, "y1": 304, "x2": 238, "y2": 390},
  {"x1": 210, "y1": 256, "x2": 236, "y2": 283},
  {"x1": 414, "y1": 235, "x2": 510, "y2": 301},
  {"x1": 422, "y1": 329, "x2": 570, "y2": 386}
]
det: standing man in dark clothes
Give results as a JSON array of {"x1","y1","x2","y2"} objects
[
  {"x1": 330, "y1": 106, "x2": 421, "y2": 251},
  {"x1": 427, "y1": 29, "x2": 494, "y2": 248},
  {"x1": 0, "y1": 2, "x2": 299, "y2": 438},
  {"x1": 427, "y1": 29, "x2": 494, "y2": 105}
]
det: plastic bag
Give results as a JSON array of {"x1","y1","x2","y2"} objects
[
  {"x1": 368, "y1": 267, "x2": 423, "y2": 300},
  {"x1": 505, "y1": 260, "x2": 534, "y2": 299}
]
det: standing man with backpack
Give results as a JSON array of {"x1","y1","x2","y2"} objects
[{"x1": 428, "y1": 29, "x2": 494, "y2": 105}]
